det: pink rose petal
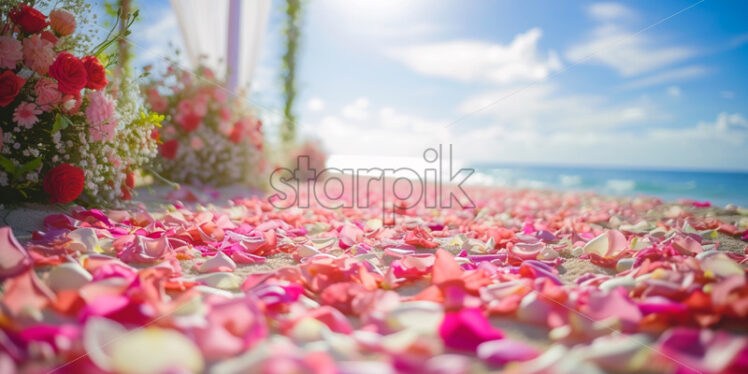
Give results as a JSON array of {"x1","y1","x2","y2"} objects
[
  {"x1": 0, "y1": 227, "x2": 32, "y2": 280},
  {"x1": 439, "y1": 308, "x2": 504, "y2": 352},
  {"x1": 477, "y1": 339, "x2": 540, "y2": 366}
]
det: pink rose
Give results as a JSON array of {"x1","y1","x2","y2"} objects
[
  {"x1": 35, "y1": 77, "x2": 62, "y2": 108},
  {"x1": 248, "y1": 127, "x2": 263, "y2": 149},
  {"x1": 89, "y1": 121, "x2": 116, "y2": 142},
  {"x1": 190, "y1": 136, "x2": 204, "y2": 150},
  {"x1": 218, "y1": 119, "x2": 233, "y2": 136},
  {"x1": 201, "y1": 67, "x2": 215, "y2": 80},
  {"x1": 213, "y1": 87, "x2": 227, "y2": 103},
  {"x1": 180, "y1": 71, "x2": 193, "y2": 86},
  {"x1": 146, "y1": 88, "x2": 168, "y2": 113},
  {"x1": 23, "y1": 34, "x2": 55, "y2": 75},
  {"x1": 230, "y1": 119, "x2": 249, "y2": 144},
  {"x1": 175, "y1": 99, "x2": 202, "y2": 132},
  {"x1": 219, "y1": 106, "x2": 231, "y2": 121},
  {"x1": 49, "y1": 9, "x2": 76, "y2": 36},
  {"x1": 193, "y1": 94, "x2": 208, "y2": 117},
  {"x1": 0, "y1": 36, "x2": 22, "y2": 69}
]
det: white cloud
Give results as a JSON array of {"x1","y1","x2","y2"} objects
[
  {"x1": 721, "y1": 91, "x2": 735, "y2": 99},
  {"x1": 457, "y1": 83, "x2": 660, "y2": 130},
  {"x1": 710, "y1": 112, "x2": 748, "y2": 132},
  {"x1": 304, "y1": 96, "x2": 747, "y2": 170},
  {"x1": 620, "y1": 66, "x2": 707, "y2": 90},
  {"x1": 304, "y1": 101, "x2": 449, "y2": 158},
  {"x1": 567, "y1": 4, "x2": 695, "y2": 77},
  {"x1": 341, "y1": 98, "x2": 370, "y2": 121},
  {"x1": 307, "y1": 97, "x2": 325, "y2": 112},
  {"x1": 588, "y1": 2, "x2": 635, "y2": 21},
  {"x1": 451, "y1": 112, "x2": 748, "y2": 170},
  {"x1": 729, "y1": 33, "x2": 748, "y2": 48},
  {"x1": 388, "y1": 28, "x2": 562, "y2": 84},
  {"x1": 319, "y1": 0, "x2": 438, "y2": 39},
  {"x1": 667, "y1": 86, "x2": 681, "y2": 97}
]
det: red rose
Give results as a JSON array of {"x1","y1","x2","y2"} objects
[
  {"x1": 120, "y1": 172, "x2": 135, "y2": 200},
  {"x1": 159, "y1": 139, "x2": 179, "y2": 160},
  {"x1": 43, "y1": 163, "x2": 85, "y2": 204},
  {"x1": 9, "y1": 5, "x2": 48, "y2": 34},
  {"x1": 229, "y1": 122, "x2": 244, "y2": 144},
  {"x1": 40, "y1": 30, "x2": 59, "y2": 45},
  {"x1": 81, "y1": 55, "x2": 107, "y2": 90},
  {"x1": 178, "y1": 112, "x2": 202, "y2": 132},
  {"x1": 0, "y1": 71, "x2": 26, "y2": 107},
  {"x1": 49, "y1": 52, "x2": 87, "y2": 95}
]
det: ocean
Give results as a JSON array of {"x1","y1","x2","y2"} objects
[{"x1": 469, "y1": 164, "x2": 748, "y2": 208}]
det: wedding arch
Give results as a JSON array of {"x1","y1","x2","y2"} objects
[{"x1": 170, "y1": 0, "x2": 271, "y2": 95}]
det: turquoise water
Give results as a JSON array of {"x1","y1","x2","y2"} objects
[{"x1": 470, "y1": 164, "x2": 748, "y2": 207}]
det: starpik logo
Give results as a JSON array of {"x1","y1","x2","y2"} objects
[{"x1": 268, "y1": 145, "x2": 475, "y2": 223}]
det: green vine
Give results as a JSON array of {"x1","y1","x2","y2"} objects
[
  {"x1": 281, "y1": 0, "x2": 302, "y2": 146},
  {"x1": 99, "y1": 0, "x2": 137, "y2": 71}
]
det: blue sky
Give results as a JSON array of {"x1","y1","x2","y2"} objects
[{"x1": 129, "y1": 0, "x2": 748, "y2": 171}]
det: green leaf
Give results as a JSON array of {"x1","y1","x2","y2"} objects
[
  {"x1": 52, "y1": 114, "x2": 63, "y2": 133},
  {"x1": 53, "y1": 114, "x2": 73, "y2": 133},
  {"x1": 98, "y1": 53, "x2": 111, "y2": 66},
  {"x1": 16, "y1": 157, "x2": 41, "y2": 175},
  {"x1": 0, "y1": 155, "x2": 15, "y2": 174}
]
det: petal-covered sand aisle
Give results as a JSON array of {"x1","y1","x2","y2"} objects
[{"x1": 1, "y1": 183, "x2": 748, "y2": 374}]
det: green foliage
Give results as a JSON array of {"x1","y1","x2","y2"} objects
[
  {"x1": 90, "y1": 6, "x2": 138, "y2": 58},
  {"x1": 16, "y1": 157, "x2": 42, "y2": 176},
  {"x1": 51, "y1": 114, "x2": 73, "y2": 133},
  {"x1": 0, "y1": 155, "x2": 14, "y2": 175},
  {"x1": 281, "y1": 0, "x2": 303, "y2": 146}
]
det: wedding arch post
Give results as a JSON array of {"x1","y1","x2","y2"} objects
[
  {"x1": 281, "y1": 0, "x2": 302, "y2": 147},
  {"x1": 117, "y1": 0, "x2": 132, "y2": 73},
  {"x1": 226, "y1": 0, "x2": 241, "y2": 94}
]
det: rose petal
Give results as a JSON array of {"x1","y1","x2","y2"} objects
[
  {"x1": 0, "y1": 227, "x2": 31, "y2": 280},
  {"x1": 477, "y1": 339, "x2": 540, "y2": 365},
  {"x1": 111, "y1": 328, "x2": 204, "y2": 374},
  {"x1": 439, "y1": 308, "x2": 503, "y2": 352},
  {"x1": 657, "y1": 328, "x2": 748, "y2": 373}
]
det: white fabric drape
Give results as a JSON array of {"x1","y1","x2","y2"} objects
[{"x1": 170, "y1": 0, "x2": 271, "y2": 94}]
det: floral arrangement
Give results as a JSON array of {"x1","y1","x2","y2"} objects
[
  {"x1": 0, "y1": 1, "x2": 161, "y2": 205},
  {"x1": 143, "y1": 65, "x2": 265, "y2": 187}
]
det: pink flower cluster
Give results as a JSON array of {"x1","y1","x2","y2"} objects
[
  {"x1": 1, "y1": 182, "x2": 746, "y2": 373},
  {"x1": 85, "y1": 91, "x2": 118, "y2": 141},
  {"x1": 0, "y1": 5, "x2": 110, "y2": 138},
  {"x1": 144, "y1": 66, "x2": 264, "y2": 159}
]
